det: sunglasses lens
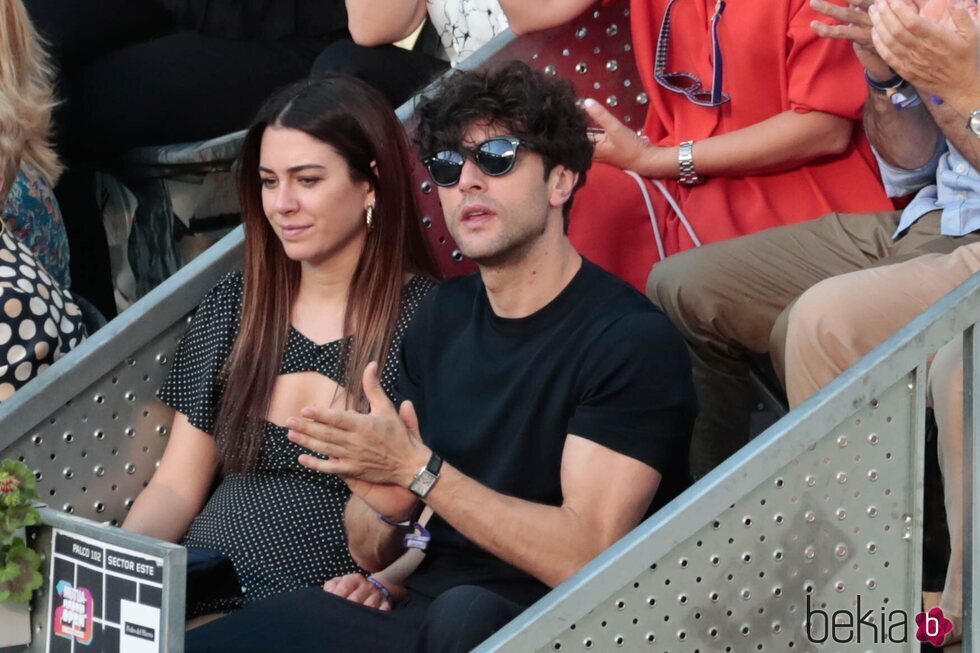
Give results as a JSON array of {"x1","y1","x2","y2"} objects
[
  {"x1": 426, "y1": 150, "x2": 464, "y2": 186},
  {"x1": 476, "y1": 138, "x2": 518, "y2": 176}
]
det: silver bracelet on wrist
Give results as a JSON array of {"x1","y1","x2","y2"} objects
[{"x1": 678, "y1": 140, "x2": 701, "y2": 185}]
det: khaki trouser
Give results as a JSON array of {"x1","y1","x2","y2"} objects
[
  {"x1": 647, "y1": 209, "x2": 978, "y2": 478},
  {"x1": 785, "y1": 244, "x2": 980, "y2": 622}
]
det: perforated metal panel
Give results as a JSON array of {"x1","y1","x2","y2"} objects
[
  {"x1": 1, "y1": 317, "x2": 188, "y2": 525},
  {"x1": 538, "y1": 376, "x2": 919, "y2": 652}
]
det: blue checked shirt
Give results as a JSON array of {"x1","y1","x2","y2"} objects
[{"x1": 876, "y1": 135, "x2": 980, "y2": 237}]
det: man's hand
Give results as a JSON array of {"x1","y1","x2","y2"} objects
[
  {"x1": 323, "y1": 573, "x2": 391, "y2": 611},
  {"x1": 870, "y1": 0, "x2": 980, "y2": 101},
  {"x1": 286, "y1": 362, "x2": 428, "y2": 519},
  {"x1": 810, "y1": 0, "x2": 893, "y2": 77}
]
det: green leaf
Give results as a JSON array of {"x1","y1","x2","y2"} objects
[{"x1": 0, "y1": 539, "x2": 44, "y2": 604}]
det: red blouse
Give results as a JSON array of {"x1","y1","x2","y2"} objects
[{"x1": 569, "y1": 0, "x2": 893, "y2": 290}]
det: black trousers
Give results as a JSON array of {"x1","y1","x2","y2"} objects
[
  {"x1": 26, "y1": 0, "x2": 341, "y2": 316},
  {"x1": 312, "y1": 40, "x2": 449, "y2": 110},
  {"x1": 185, "y1": 585, "x2": 527, "y2": 653}
]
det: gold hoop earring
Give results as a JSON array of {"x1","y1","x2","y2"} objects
[{"x1": 365, "y1": 204, "x2": 375, "y2": 230}]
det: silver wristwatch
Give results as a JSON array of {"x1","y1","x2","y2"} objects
[
  {"x1": 970, "y1": 109, "x2": 980, "y2": 138},
  {"x1": 678, "y1": 140, "x2": 701, "y2": 185},
  {"x1": 409, "y1": 452, "x2": 443, "y2": 498}
]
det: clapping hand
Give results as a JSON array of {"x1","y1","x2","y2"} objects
[
  {"x1": 810, "y1": 0, "x2": 894, "y2": 77},
  {"x1": 286, "y1": 361, "x2": 427, "y2": 521},
  {"x1": 869, "y1": 0, "x2": 979, "y2": 99}
]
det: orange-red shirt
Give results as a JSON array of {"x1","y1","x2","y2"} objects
[{"x1": 570, "y1": 0, "x2": 893, "y2": 289}]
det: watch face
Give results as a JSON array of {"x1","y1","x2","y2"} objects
[{"x1": 971, "y1": 109, "x2": 980, "y2": 137}]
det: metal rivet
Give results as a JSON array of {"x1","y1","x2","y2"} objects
[
  {"x1": 125, "y1": 427, "x2": 135, "y2": 438},
  {"x1": 94, "y1": 429, "x2": 105, "y2": 440},
  {"x1": 615, "y1": 599, "x2": 626, "y2": 610},
  {"x1": 867, "y1": 579, "x2": 877, "y2": 590},
  {"x1": 741, "y1": 589, "x2": 751, "y2": 600},
  {"x1": 421, "y1": 181, "x2": 432, "y2": 194},
  {"x1": 675, "y1": 630, "x2": 686, "y2": 641},
  {"x1": 804, "y1": 545, "x2": 816, "y2": 560},
  {"x1": 773, "y1": 549, "x2": 784, "y2": 561},
  {"x1": 576, "y1": 27, "x2": 588, "y2": 38},
  {"x1": 869, "y1": 433, "x2": 879, "y2": 445},
  {"x1": 561, "y1": 48, "x2": 571, "y2": 57},
  {"x1": 805, "y1": 510, "x2": 816, "y2": 523},
  {"x1": 451, "y1": 250, "x2": 463, "y2": 262},
  {"x1": 772, "y1": 586, "x2": 783, "y2": 598},
  {"x1": 867, "y1": 506, "x2": 878, "y2": 518},
  {"x1": 606, "y1": 95, "x2": 619, "y2": 107},
  {"x1": 32, "y1": 435, "x2": 42, "y2": 445},
  {"x1": 624, "y1": 43, "x2": 632, "y2": 52},
  {"x1": 607, "y1": 24, "x2": 619, "y2": 36},
  {"x1": 772, "y1": 621, "x2": 782, "y2": 633},
  {"x1": 774, "y1": 477, "x2": 784, "y2": 488},
  {"x1": 606, "y1": 59, "x2": 619, "y2": 72},
  {"x1": 868, "y1": 470, "x2": 879, "y2": 481},
  {"x1": 125, "y1": 463, "x2": 136, "y2": 475},
  {"x1": 155, "y1": 354, "x2": 168, "y2": 365},
  {"x1": 156, "y1": 425, "x2": 169, "y2": 436},
  {"x1": 575, "y1": 62, "x2": 588, "y2": 74},
  {"x1": 835, "y1": 544, "x2": 848, "y2": 558},
  {"x1": 124, "y1": 498, "x2": 134, "y2": 509},
  {"x1": 94, "y1": 502, "x2": 105, "y2": 514},
  {"x1": 837, "y1": 435, "x2": 848, "y2": 447},
  {"x1": 593, "y1": 81, "x2": 602, "y2": 90},
  {"x1": 867, "y1": 542, "x2": 878, "y2": 553},
  {"x1": 837, "y1": 508, "x2": 847, "y2": 520},
  {"x1": 63, "y1": 503, "x2": 74, "y2": 514},
  {"x1": 774, "y1": 513, "x2": 784, "y2": 525},
  {"x1": 903, "y1": 514, "x2": 913, "y2": 524},
  {"x1": 637, "y1": 92, "x2": 649, "y2": 105},
  {"x1": 94, "y1": 394, "x2": 105, "y2": 404},
  {"x1": 837, "y1": 472, "x2": 848, "y2": 484},
  {"x1": 421, "y1": 216, "x2": 432, "y2": 228},
  {"x1": 870, "y1": 398, "x2": 879, "y2": 408},
  {"x1": 835, "y1": 581, "x2": 846, "y2": 592},
  {"x1": 710, "y1": 555, "x2": 720, "y2": 566},
  {"x1": 678, "y1": 593, "x2": 688, "y2": 604},
  {"x1": 63, "y1": 432, "x2": 73, "y2": 443},
  {"x1": 544, "y1": 65, "x2": 557, "y2": 76},
  {"x1": 63, "y1": 467, "x2": 74, "y2": 479},
  {"x1": 94, "y1": 465, "x2": 105, "y2": 477},
  {"x1": 806, "y1": 474, "x2": 816, "y2": 487}
]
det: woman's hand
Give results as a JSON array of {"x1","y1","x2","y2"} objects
[
  {"x1": 810, "y1": 0, "x2": 894, "y2": 78},
  {"x1": 323, "y1": 573, "x2": 392, "y2": 611},
  {"x1": 581, "y1": 99, "x2": 676, "y2": 177}
]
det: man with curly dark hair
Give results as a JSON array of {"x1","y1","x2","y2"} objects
[{"x1": 186, "y1": 61, "x2": 696, "y2": 653}]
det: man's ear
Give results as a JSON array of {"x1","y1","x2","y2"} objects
[{"x1": 548, "y1": 165, "x2": 579, "y2": 209}]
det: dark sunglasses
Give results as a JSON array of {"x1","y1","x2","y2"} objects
[
  {"x1": 654, "y1": 0, "x2": 730, "y2": 108},
  {"x1": 423, "y1": 136, "x2": 534, "y2": 187}
]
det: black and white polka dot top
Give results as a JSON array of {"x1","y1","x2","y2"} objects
[
  {"x1": 0, "y1": 226, "x2": 85, "y2": 402},
  {"x1": 157, "y1": 271, "x2": 435, "y2": 614}
]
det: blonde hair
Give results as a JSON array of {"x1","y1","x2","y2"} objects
[{"x1": 0, "y1": 0, "x2": 61, "y2": 204}]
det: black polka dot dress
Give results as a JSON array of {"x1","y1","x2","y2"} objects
[
  {"x1": 0, "y1": 226, "x2": 85, "y2": 402},
  {"x1": 157, "y1": 272, "x2": 434, "y2": 616}
]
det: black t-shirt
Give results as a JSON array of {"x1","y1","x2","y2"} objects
[{"x1": 398, "y1": 259, "x2": 697, "y2": 605}]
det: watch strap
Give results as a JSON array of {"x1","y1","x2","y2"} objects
[
  {"x1": 864, "y1": 69, "x2": 905, "y2": 93},
  {"x1": 678, "y1": 140, "x2": 701, "y2": 185}
]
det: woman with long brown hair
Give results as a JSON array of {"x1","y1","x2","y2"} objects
[{"x1": 122, "y1": 74, "x2": 439, "y2": 618}]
